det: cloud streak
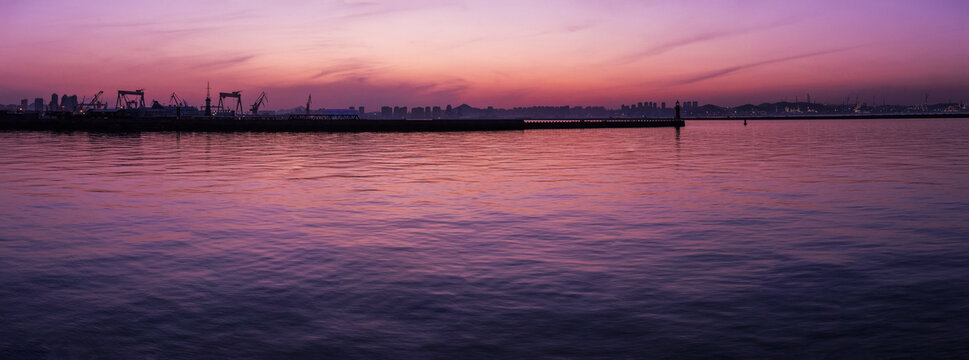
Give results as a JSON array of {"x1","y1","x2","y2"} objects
[
  {"x1": 435, "y1": 21, "x2": 598, "y2": 51},
  {"x1": 190, "y1": 55, "x2": 257, "y2": 70},
  {"x1": 337, "y1": 0, "x2": 462, "y2": 20},
  {"x1": 678, "y1": 46, "x2": 864, "y2": 85},
  {"x1": 615, "y1": 16, "x2": 807, "y2": 65},
  {"x1": 310, "y1": 60, "x2": 384, "y2": 80}
]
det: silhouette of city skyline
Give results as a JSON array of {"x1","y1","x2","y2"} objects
[{"x1": 3, "y1": 88, "x2": 966, "y2": 120}]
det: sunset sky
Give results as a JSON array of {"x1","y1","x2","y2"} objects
[{"x1": 2, "y1": 0, "x2": 967, "y2": 110}]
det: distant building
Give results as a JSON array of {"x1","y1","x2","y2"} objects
[
  {"x1": 58, "y1": 95, "x2": 78, "y2": 112},
  {"x1": 33, "y1": 98, "x2": 44, "y2": 112},
  {"x1": 661, "y1": 102, "x2": 666, "y2": 110},
  {"x1": 50, "y1": 93, "x2": 59, "y2": 111},
  {"x1": 381, "y1": 106, "x2": 392, "y2": 119},
  {"x1": 393, "y1": 106, "x2": 407, "y2": 119},
  {"x1": 411, "y1": 107, "x2": 425, "y2": 118},
  {"x1": 59, "y1": 94, "x2": 79, "y2": 112},
  {"x1": 358, "y1": 106, "x2": 365, "y2": 115},
  {"x1": 445, "y1": 104, "x2": 453, "y2": 118},
  {"x1": 432, "y1": 106, "x2": 441, "y2": 119}
]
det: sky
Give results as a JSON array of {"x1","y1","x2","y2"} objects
[{"x1": 1, "y1": 0, "x2": 967, "y2": 110}]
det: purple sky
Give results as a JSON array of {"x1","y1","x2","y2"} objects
[{"x1": 1, "y1": 0, "x2": 967, "y2": 109}]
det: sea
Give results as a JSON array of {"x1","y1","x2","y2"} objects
[{"x1": 1, "y1": 119, "x2": 967, "y2": 359}]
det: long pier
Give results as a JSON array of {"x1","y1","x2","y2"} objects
[{"x1": 0, "y1": 113, "x2": 684, "y2": 132}]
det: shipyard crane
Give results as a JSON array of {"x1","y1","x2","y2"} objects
[
  {"x1": 116, "y1": 89, "x2": 145, "y2": 109},
  {"x1": 169, "y1": 92, "x2": 189, "y2": 107},
  {"x1": 80, "y1": 91, "x2": 105, "y2": 111},
  {"x1": 218, "y1": 91, "x2": 243, "y2": 114},
  {"x1": 250, "y1": 92, "x2": 268, "y2": 115}
]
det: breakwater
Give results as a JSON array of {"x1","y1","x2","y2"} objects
[{"x1": 0, "y1": 113, "x2": 684, "y2": 132}]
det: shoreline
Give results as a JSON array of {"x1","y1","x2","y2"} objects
[{"x1": 0, "y1": 113, "x2": 686, "y2": 132}]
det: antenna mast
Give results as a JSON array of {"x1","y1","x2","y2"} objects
[{"x1": 205, "y1": 81, "x2": 212, "y2": 116}]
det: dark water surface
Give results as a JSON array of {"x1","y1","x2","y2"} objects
[{"x1": 1, "y1": 119, "x2": 968, "y2": 359}]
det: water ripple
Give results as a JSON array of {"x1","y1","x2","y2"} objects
[{"x1": 1, "y1": 119, "x2": 968, "y2": 358}]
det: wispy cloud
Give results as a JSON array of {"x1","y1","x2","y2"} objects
[
  {"x1": 614, "y1": 16, "x2": 808, "y2": 65},
  {"x1": 191, "y1": 55, "x2": 257, "y2": 70},
  {"x1": 435, "y1": 21, "x2": 598, "y2": 51},
  {"x1": 337, "y1": 0, "x2": 463, "y2": 20},
  {"x1": 310, "y1": 60, "x2": 384, "y2": 80},
  {"x1": 678, "y1": 46, "x2": 864, "y2": 85},
  {"x1": 563, "y1": 22, "x2": 597, "y2": 33}
]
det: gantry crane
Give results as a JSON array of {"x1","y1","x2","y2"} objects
[
  {"x1": 250, "y1": 92, "x2": 268, "y2": 115},
  {"x1": 218, "y1": 91, "x2": 243, "y2": 114},
  {"x1": 116, "y1": 89, "x2": 145, "y2": 109}
]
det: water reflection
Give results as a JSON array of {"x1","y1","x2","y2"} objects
[{"x1": 1, "y1": 120, "x2": 968, "y2": 358}]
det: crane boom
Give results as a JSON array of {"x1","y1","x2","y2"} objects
[
  {"x1": 250, "y1": 92, "x2": 268, "y2": 115},
  {"x1": 169, "y1": 92, "x2": 188, "y2": 107},
  {"x1": 80, "y1": 91, "x2": 105, "y2": 111}
]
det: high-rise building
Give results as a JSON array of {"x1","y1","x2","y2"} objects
[
  {"x1": 661, "y1": 102, "x2": 666, "y2": 110},
  {"x1": 33, "y1": 98, "x2": 44, "y2": 112},
  {"x1": 57, "y1": 95, "x2": 77, "y2": 112},
  {"x1": 381, "y1": 106, "x2": 393, "y2": 118},
  {"x1": 393, "y1": 106, "x2": 407, "y2": 119},
  {"x1": 432, "y1": 106, "x2": 441, "y2": 119},
  {"x1": 50, "y1": 93, "x2": 59, "y2": 111},
  {"x1": 20, "y1": 99, "x2": 28, "y2": 112},
  {"x1": 358, "y1": 106, "x2": 364, "y2": 115},
  {"x1": 411, "y1": 107, "x2": 425, "y2": 118}
]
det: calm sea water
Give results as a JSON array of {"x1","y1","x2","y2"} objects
[{"x1": 1, "y1": 119, "x2": 968, "y2": 359}]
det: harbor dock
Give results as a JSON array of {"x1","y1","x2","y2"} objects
[{"x1": 0, "y1": 113, "x2": 685, "y2": 132}]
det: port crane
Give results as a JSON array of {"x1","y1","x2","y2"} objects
[
  {"x1": 79, "y1": 91, "x2": 106, "y2": 111},
  {"x1": 218, "y1": 91, "x2": 243, "y2": 114},
  {"x1": 250, "y1": 92, "x2": 268, "y2": 115},
  {"x1": 169, "y1": 92, "x2": 189, "y2": 107},
  {"x1": 116, "y1": 89, "x2": 145, "y2": 109}
]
